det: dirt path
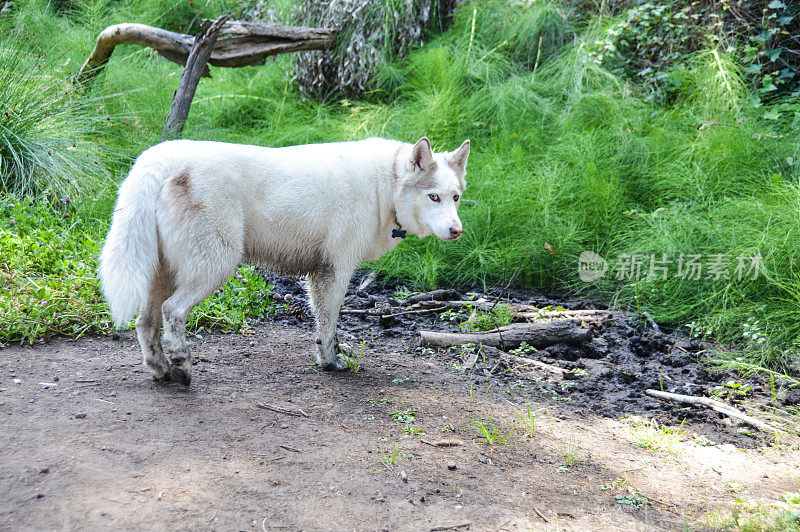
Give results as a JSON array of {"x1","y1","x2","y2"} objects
[{"x1": 1, "y1": 314, "x2": 799, "y2": 531}]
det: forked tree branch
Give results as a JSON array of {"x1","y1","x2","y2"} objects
[{"x1": 75, "y1": 20, "x2": 335, "y2": 84}]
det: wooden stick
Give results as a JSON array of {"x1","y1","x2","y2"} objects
[
  {"x1": 256, "y1": 403, "x2": 309, "y2": 418},
  {"x1": 404, "y1": 289, "x2": 462, "y2": 305},
  {"x1": 498, "y1": 351, "x2": 568, "y2": 380},
  {"x1": 163, "y1": 15, "x2": 230, "y2": 140},
  {"x1": 430, "y1": 523, "x2": 471, "y2": 532},
  {"x1": 418, "y1": 319, "x2": 592, "y2": 350},
  {"x1": 645, "y1": 389, "x2": 781, "y2": 433}
]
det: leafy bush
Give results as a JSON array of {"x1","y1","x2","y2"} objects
[
  {"x1": 0, "y1": 194, "x2": 276, "y2": 344},
  {"x1": 0, "y1": 194, "x2": 112, "y2": 344}
]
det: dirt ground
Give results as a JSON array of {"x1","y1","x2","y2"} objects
[{"x1": 2, "y1": 277, "x2": 800, "y2": 531}]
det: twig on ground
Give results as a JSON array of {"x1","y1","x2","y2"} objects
[
  {"x1": 532, "y1": 506, "x2": 549, "y2": 523},
  {"x1": 430, "y1": 523, "x2": 471, "y2": 532},
  {"x1": 488, "y1": 266, "x2": 521, "y2": 313},
  {"x1": 420, "y1": 439, "x2": 464, "y2": 447},
  {"x1": 279, "y1": 444, "x2": 301, "y2": 453},
  {"x1": 497, "y1": 350, "x2": 569, "y2": 380},
  {"x1": 404, "y1": 289, "x2": 461, "y2": 305},
  {"x1": 645, "y1": 389, "x2": 782, "y2": 433},
  {"x1": 256, "y1": 403, "x2": 309, "y2": 418}
]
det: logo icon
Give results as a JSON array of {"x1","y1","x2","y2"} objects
[{"x1": 578, "y1": 251, "x2": 608, "y2": 282}]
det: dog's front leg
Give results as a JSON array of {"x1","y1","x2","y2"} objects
[{"x1": 307, "y1": 267, "x2": 353, "y2": 371}]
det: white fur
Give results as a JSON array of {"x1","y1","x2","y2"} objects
[{"x1": 100, "y1": 136, "x2": 469, "y2": 383}]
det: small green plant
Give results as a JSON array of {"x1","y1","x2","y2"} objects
[
  {"x1": 403, "y1": 426, "x2": 425, "y2": 436},
  {"x1": 472, "y1": 418, "x2": 513, "y2": 445},
  {"x1": 466, "y1": 304, "x2": 515, "y2": 332},
  {"x1": 561, "y1": 436, "x2": 580, "y2": 466},
  {"x1": 393, "y1": 286, "x2": 416, "y2": 301},
  {"x1": 365, "y1": 398, "x2": 393, "y2": 405},
  {"x1": 600, "y1": 476, "x2": 630, "y2": 491},
  {"x1": 378, "y1": 443, "x2": 408, "y2": 467},
  {"x1": 726, "y1": 482, "x2": 746, "y2": 493},
  {"x1": 389, "y1": 409, "x2": 417, "y2": 424},
  {"x1": 509, "y1": 342, "x2": 537, "y2": 356},
  {"x1": 343, "y1": 341, "x2": 366, "y2": 373},
  {"x1": 693, "y1": 435, "x2": 716, "y2": 447},
  {"x1": 615, "y1": 488, "x2": 647, "y2": 511},
  {"x1": 626, "y1": 416, "x2": 686, "y2": 454},
  {"x1": 709, "y1": 380, "x2": 753, "y2": 402},
  {"x1": 515, "y1": 404, "x2": 545, "y2": 438}
]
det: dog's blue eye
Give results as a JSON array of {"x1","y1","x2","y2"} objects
[{"x1": 428, "y1": 194, "x2": 441, "y2": 202}]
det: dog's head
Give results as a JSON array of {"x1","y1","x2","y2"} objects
[{"x1": 394, "y1": 137, "x2": 470, "y2": 241}]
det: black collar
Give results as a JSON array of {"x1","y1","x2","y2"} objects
[{"x1": 392, "y1": 212, "x2": 406, "y2": 239}]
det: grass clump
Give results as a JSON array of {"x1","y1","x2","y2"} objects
[
  {"x1": 472, "y1": 417, "x2": 513, "y2": 445},
  {"x1": 0, "y1": 40, "x2": 112, "y2": 198},
  {"x1": 625, "y1": 416, "x2": 687, "y2": 454}
]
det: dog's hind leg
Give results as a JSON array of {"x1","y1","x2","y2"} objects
[
  {"x1": 159, "y1": 239, "x2": 240, "y2": 385},
  {"x1": 136, "y1": 268, "x2": 173, "y2": 381},
  {"x1": 307, "y1": 267, "x2": 354, "y2": 371}
]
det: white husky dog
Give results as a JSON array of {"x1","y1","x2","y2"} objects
[{"x1": 100, "y1": 136, "x2": 470, "y2": 384}]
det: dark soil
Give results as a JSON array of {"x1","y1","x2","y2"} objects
[
  {"x1": 1, "y1": 271, "x2": 798, "y2": 531},
  {"x1": 269, "y1": 271, "x2": 795, "y2": 448}
]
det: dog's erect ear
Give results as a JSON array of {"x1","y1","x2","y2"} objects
[
  {"x1": 447, "y1": 139, "x2": 470, "y2": 175},
  {"x1": 411, "y1": 137, "x2": 434, "y2": 172}
]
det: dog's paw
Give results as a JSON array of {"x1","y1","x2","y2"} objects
[
  {"x1": 145, "y1": 358, "x2": 171, "y2": 382},
  {"x1": 168, "y1": 366, "x2": 191, "y2": 385},
  {"x1": 167, "y1": 354, "x2": 192, "y2": 386}
]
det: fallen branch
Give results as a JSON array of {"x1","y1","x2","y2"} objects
[
  {"x1": 404, "y1": 289, "x2": 461, "y2": 305},
  {"x1": 420, "y1": 439, "x2": 464, "y2": 447},
  {"x1": 256, "y1": 403, "x2": 310, "y2": 418},
  {"x1": 517, "y1": 309, "x2": 617, "y2": 321},
  {"x1": 76, "y1": 20, "x2": 334, "y2": 84},
  {"x1": 340, "y1": 306, "x2": 445, "y2": 319},
  {"x1": 641, "y1": 311, "x2": 662, "y2": 334},
  {"x1": 430, "y1": 523, "x2": 471, "y2": 532},
  {"x1": 645, "y1": 389, "x2": 781, "y2": 434},
  {"x1": 357, "y1": 271, "x2": 377, "y2": 293},
  {"x1": 497, "y1": 350, "x2": 570, "y2": 380},
  {"x1": 418, "y1": 319, "x2": 592, "y2": 350}
]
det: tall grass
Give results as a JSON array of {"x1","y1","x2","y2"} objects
[{"x1": 0, "y1": 37, "x2": 112, "y2": 199}]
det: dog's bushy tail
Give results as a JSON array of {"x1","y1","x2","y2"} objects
[{"x1": 99, "y1": 157, "x2": 163, "y2": 328}]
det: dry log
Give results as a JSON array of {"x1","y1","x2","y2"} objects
[
  {"x1": 417, "y1": 319, "x2": 592, "y2": 350},
  {"x1": 517, "y1": 309, "x2": 618, "y2": 321},
  {"x1": 163, "y1": 15, "x2": 229, "y2": 140},
  {"x1": 404, "y1": 289, "x2": 462, "y2": 305},
  {"x1": 76, "y1": 20, "x2": 334, "y2": 84},
  {"x1": 414, "y1": 299, "x2": 616, "y2": 322},
  {"x1": 645, "y1": 389, "x2": 781, "y2": 434}
]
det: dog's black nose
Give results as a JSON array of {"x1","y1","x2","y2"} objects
[{"x1": 449, "y1": 226, "x2": 463, "y2": 239}]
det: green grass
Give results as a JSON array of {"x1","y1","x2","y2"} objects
[
  {"x1": 0, "y1": 194, "x2": 275, "y2": 344},
  {"x1": 472, "y1": 417, "x2": 513, "y2": 445},
  {"x1": 625, "y1": 415, "x2": 687, "y2": 454},
  {"x1": 2, "y1": 0, "x2": 800, "y2": 378}
]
